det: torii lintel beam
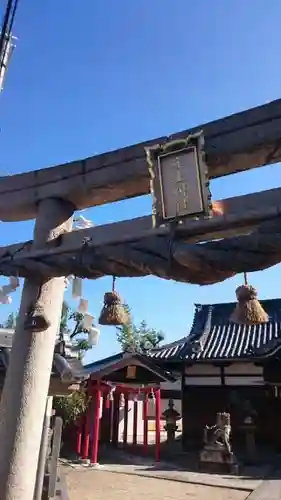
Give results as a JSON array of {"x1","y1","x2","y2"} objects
[
  {"x1": 1, "y1": 185, "x2": 281, "y2": 279},
  {"x1": 1, "y1": 98, "x2": 281, "y2": 222}
]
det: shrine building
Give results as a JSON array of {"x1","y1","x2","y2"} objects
[
  {"x1": 148, "y1": 297, "x2": 281, "y2": 451},
  {"x1": 79, "y1": 351, "x2": 175, "y2": 464}
]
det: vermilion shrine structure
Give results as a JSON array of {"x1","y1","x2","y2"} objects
[
  {"x1": 1, "y1": 98, "x2": 281, "y2": 498},
  {"x1": 76, "y1": 352, "x2": 174, "y2": 464}
]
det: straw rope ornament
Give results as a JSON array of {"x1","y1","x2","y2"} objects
[
  {"x1": 3, "y1": 216, "x2": 281, "y2": 286},
  {"x1": 98, "y1": 276, "x2": 129, "y2": 326},
  {"x1": 230, "y1": 272, "x2": 269, "y2": 325}
]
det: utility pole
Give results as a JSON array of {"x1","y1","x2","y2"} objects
[
  {"x1": 0, "y1": 198, "x2": 74, "y2": 499},
  {"x1": 0, "y1": 0, "x2": 18, "y2": 93},
  {"x1": 0, "y1": 31, "x2": 16, "y2": 92}
]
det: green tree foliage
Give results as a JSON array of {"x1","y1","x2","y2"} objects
[
  {"x1": 54, "y1": 301, "x2": 92, "y2": 426},
  {"x1": 59, "y1": 301, "x2": 91, "y2": 360},
  {"x1": 54, "y1": 390, "x2": 87, "y2": 427},
  {"x1": 4, "y1": 312, "x2": 17, "y2": 328},
  {"x1": 116, "y1": 305, "x2": 164, "y2": 353},
  {"x1": 0, "y1": 312, "x2": 17, "y2": 329}
]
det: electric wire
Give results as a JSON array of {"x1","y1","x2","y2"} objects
[
  {"x1": 0, "y1": 0, "x2": 14, "y2": 64},
  {"x1": 0, "y1": 0, "x2": 20, "y2": 73}
]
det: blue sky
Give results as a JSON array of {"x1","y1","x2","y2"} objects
[{"x1": 0, "y1": 0, "x2": 281, "y2": 363}]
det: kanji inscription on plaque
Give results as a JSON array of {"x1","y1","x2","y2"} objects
[{"x1": 146, "y1": 133, "x2": 212, "y2": 226}]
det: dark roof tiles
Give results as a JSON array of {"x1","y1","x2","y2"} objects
[{"x1": 148, "y1": 298, "x2": 281, "y2": 362}]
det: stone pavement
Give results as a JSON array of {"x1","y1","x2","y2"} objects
[
  {"x1": 60, "y1": 453, "x2": 278, "y2": 499},
  {"x1": 246, "y1": 466, "x2": 281, "y2": 500},
  {"x1": 63, "y1": 468, "x2": 250, "y2": 500},
  {"x1": 87, "y1": 460, "x2": 264, "y2": 491}
]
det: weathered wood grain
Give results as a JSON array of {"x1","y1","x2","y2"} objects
[{"x1": 0, "y1": 99, "x2": 281, "y2": 222}]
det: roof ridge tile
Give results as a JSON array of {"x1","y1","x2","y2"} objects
[{"x1": 148, "y1": 298, "x2": 281, "y2": 362}]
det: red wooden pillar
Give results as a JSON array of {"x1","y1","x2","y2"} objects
[
  {"x1": 133, "y1": 399, "x2": 138, "y2": 446},
  {"x1": 91, "y1": 385, "x2": 102, "y2": 464},
  {"x1": 143, "y1": 392, "x2": 148, "y2": 455},
  {"x1": 99, "y1": 393, "x2": 106, "y2": 444},
  {"x1": 82, "y1": 396, "x2": 91, "y2": 460},
  {"x1": 123, "y1": 394, "x2": 129, "y2": 447},
  {"x1": 76, "y1": 414, "x2": 83, "y2": 456},
  {"x1": 155, "y1": 388, "x2": 161, "y2": 462},
  {"x1": 112, "y1": 392, "x2": 120, "y2": 447}
]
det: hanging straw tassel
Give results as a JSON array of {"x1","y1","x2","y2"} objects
[
  {"x1": 230, "y1": 273, "x2": 269, "y2": 325},
  {"x1": 98, "y1": 277, "x2": 129, "y2": 326}
]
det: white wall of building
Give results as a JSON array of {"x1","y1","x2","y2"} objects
[
  {"x1": 184, "y1": 362, "x2": 264, "y2": 387},
  {"x1": 117, "y1": 378, "x2": 182, "y2": 442}
]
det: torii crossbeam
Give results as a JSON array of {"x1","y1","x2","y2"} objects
[{"x1": 0, "y1": 99, "x2": 281, "y2": 499}]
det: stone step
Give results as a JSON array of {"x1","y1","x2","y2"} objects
[{"x1": 247, "y1": 468, "x2": 281, "y2": 500}]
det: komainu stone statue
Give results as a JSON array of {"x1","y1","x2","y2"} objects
[
  {"x1": 200, "y1": 412, "x2": 239, "y2": 474},
  {"x1": 204, "y1": 412, "x2": 231, "y2": 453}
]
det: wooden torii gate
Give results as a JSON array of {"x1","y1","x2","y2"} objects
[{"x1": 0, "y1": 98, "x2": 281, "y2": 499}]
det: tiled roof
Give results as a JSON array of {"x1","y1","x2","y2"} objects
[
  {"x1": 148, "y1": 298, "x2": 281, "y2": 362},
  {"x1": 147, "y1": 338, "x2": 187, "y2": 363}
]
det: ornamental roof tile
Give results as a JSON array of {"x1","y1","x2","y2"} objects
[{"x1": 148, "y1": 298, "x2": 281, "y2": 362}]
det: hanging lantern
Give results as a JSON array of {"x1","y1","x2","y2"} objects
[
  {"x1": 230, "y1": 273, "x2": 269, "y2": 325},
  {"x1": 88, "y1": 326, "x2": 100, "y2": 347},
  {"x1": 98, "y1": 277, "x2": 129, "y2": 326}
]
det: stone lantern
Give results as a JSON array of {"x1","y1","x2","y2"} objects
[
  {"x1": 162, "y1": 399, "x2": 181, "y2": 444},
  {"x1": 241, "y1": 400, "x2": 257, "y2": 463}
]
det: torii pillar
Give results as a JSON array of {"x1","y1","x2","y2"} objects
[{"x1": 0, "y1": 197, "x2": 74, "y2": 500}]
